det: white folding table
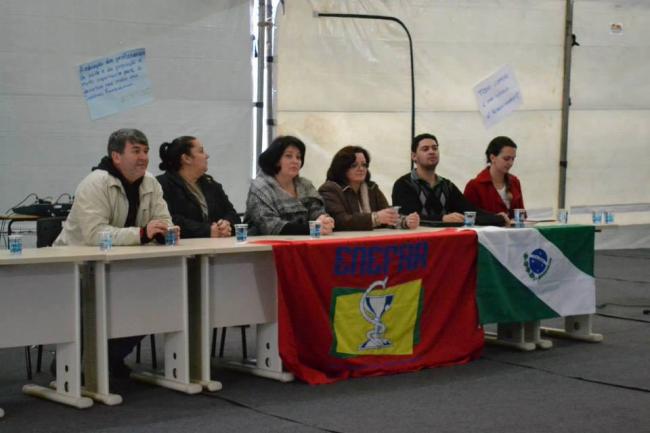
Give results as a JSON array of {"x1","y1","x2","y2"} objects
[
  {"x1": 181, "y1": 238, "x2": 290, "y2": 389},
  {"x1": 0, "y1": 247, "x2": 100, "y2": 415},
  {"x1": 480, "y1": 223, "x2": 603, "y2": 351},
  {"x1": 187, "y1": 228, "x2": 447, "y2": 387},
  {"x1": 81, "y1": 243, "x2": 214, "y2": 405}
]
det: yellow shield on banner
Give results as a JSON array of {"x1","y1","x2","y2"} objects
[{"x1": 330, "y1": 279, "x2": 423, "y2": 357}]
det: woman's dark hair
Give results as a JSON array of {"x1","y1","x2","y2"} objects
[
  {"x1": 412, "y1": 133, "x2": 438, "y2": 153},
  {"x1": 326, "y1": 146, "x2": 371, "y2": 185},
  {"x1": 485, "y1": 136, "x2": 517, "y2": 164},
  {"x1": 159, "y1": 136, "x2": 196, "y2": 172},
  {"x1": 258, "y1": 135, "x2": 306, "y2": 176}
]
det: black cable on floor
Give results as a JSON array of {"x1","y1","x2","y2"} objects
[
  {"x1": 596, "y1": 302, "x2": 650, "y2": 314},
  {"x1": 596, "y1": 275, "x2": 650, "y2": 284},
  {"x1": 595, "y1": 312, "x2": 650, "y2": 324},
  {"x1": 483, "y1": 357, "x2": 650, "y2": 394},
  {"x1": 597, "y1": 252, "x2": 650, "y2": 260},
  {"x1": 597, "y1": 302, "x2": 650, "y2": 309},
  {"x1": 202, "y1": 391, "x2": 345, "y2": 433}
]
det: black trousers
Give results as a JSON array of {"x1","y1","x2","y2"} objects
[{"x1": 108, "y1": 335, "x2": 144, "y2": 367}]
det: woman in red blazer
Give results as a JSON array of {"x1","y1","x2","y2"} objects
[{"x1": 464, "y1": 136, "x2": 524, "y2": 219}]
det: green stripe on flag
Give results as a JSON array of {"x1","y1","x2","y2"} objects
[
  {"x1": 477, "y1": 244, "x2": 559, "y2": 324},
  {"x1": 537, "y1": 225, "x2": 594, "y2": 277}
]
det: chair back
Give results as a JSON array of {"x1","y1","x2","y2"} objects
[{"x1": 36, "y1": 216, "x2": 65, "y2": 247}]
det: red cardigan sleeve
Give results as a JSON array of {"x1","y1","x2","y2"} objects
[{"x1": 463, "y1": 178, "x2": 481, "y2": 208}]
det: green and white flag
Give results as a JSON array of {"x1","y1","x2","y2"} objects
[{"x1": 475, "y1": 225, "x2": 595, "y2": 324}]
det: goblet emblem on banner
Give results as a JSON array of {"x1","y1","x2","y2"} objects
[{"x1": 359, "y1": 277, "x2": 394, "y2": 350}]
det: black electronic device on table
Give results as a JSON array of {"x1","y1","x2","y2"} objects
[{"x1": 13, "y1": 200, "x2": 72, "y2": 217}]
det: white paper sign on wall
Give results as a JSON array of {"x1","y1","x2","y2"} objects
[
  {"x1": 79, "y1": 48, "x2": 154, "y2": 120},
  {"x1": 473, "y1": 65, "x2": 522, "y2": 129}
]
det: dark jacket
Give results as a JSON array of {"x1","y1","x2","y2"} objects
[
  {"x1": 156, "y1": 171, "x2": 240, "y2": 238},
  {"x1": 318, "y1": 180, "x2": 390, "y2": 231},
  {"x1": 392, "y1": 170, "x2": 505, "y2": 226},
  {"x1": 464, "y1": 167, "x2": 525, "y2": 218}
]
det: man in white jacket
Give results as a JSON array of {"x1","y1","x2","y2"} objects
[
  {"x1": 56, "y1": 128, "x2": 172, "y2": 246},
  {"x1": 55, "y1": 128, "x2": 173, "y2": 377}
]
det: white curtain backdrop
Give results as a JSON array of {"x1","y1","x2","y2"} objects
[
  {"x1": 276, "y1": 0, "x2": 566, "y2": 217},
  {"x1": 567, "y1": 0, "x2": 650, "y2": 225},
  {"x1": 0, "y1": 0, "x2": 253, "y2": 212},
  {"x1": 1, "y1": 0, "x2": 648, "y2": 246}
]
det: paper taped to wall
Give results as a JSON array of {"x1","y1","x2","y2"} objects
[
  {"x1": 79, "y1": 48, "x2": 154, "y2": 120},
  {"x1": 473, "y1": 64, "x2": 522, "y2": 129}
]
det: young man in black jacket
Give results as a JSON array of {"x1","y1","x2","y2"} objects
[{"x1": 392, "y1": 133, "x2": 508, "y2": 226}]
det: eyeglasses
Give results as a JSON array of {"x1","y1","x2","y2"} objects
[{"x1": 350, "y1": 163, "x2": 368, "y2": 169}]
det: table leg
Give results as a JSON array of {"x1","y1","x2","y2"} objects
[
  {"x1": 206, "y1": 251, "x2": 293, "y2": 382},
  {"x1": 31, "y1": 341, "x2": 93, "y2": 409},
  {"x1": 220, "y1": 322, "x2": 294, "y2": 382},
  {"x1": 24, "y1": 263, "x2": 93, "y2": 409},
  {"x1": 524, "y1": 321, "x2": 553, "y2": 349},
  {"x1": 484, "y1": 322, "x2": 536, "y2": 351},
  {"x1": 188, "y1": 256, "x2": 222, "y2": 392},
  {"x1": 131, "y1": 335, "x2": 202, "y2": 394},
  {"x1": 81, "y1": 262, "x2": 122, "y2": 405},
  {"x1": 130, "y1": 257, "x2": 202, "y2": 395},
  {"x1": 541, "y1": 314, "x2": 604, "y2": 342}
]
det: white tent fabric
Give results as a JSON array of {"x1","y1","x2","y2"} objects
[
  {"x1": 1, "y1": 0, "x2": 647, "y2": 248},
  {"x1": 0, "y1": 0, "x2": 253, "y2": 212},
  {"x1": 567, "y1": 1, "x2": 650, "y2": 226},
  {"x1": 276, "y1": 0, "x2": 566, "y2": 217},
  {"x1": 276, "y1": 0, "x2": 649, "y2": 223}
]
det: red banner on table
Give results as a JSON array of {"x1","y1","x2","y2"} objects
[{"x1": 269, "y1": 230, "x2": 483, "y2": 384}]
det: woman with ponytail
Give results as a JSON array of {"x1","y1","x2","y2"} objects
[{"x1": 157, "y1": 136, "x2": 240, "y2": 238}]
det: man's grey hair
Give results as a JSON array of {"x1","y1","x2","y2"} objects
[{"x1": 107, "y1": 128, "x2": 149, "y2": 156}]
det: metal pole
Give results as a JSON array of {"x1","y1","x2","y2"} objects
[
  {"x1": 558, "y1": 0, "x2": 575, "y2": 209},
  {"x1": 316, "y1": 13, "x2": 416, "y2": 162},
  {"x1": 265, "y1": 1, "x2": 276, "y2": 146},
  {"x1": 254, "y1": 0, "x2": 266, "y2": 162}
]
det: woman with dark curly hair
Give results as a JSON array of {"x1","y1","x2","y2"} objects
[
  {"x1": 319, "y1": 145, "x2": 419, "y2": 231},
  {"x1": 244, "y1": 135, "x2": 334, "y2": 235}
]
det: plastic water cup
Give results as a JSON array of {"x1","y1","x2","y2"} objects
[
  {"x1": 235, "y1": 224, "x2": 248, "y2": 243},
  {"x1": 99, "y1": 230, "x2": 112, "y2": 251},
  {"x1": 464, "y1": 211, "x2": 476, "y2": 227},
  {"x1": 557, "y1": 209, "x2": 568, "y2": 224},
  {"x1": 592, "y1": 210, "x2": 603, "y2": 225},
  {"x1": 391, "y1": 206, "x2": 401, "y2": 227},
  {"x1": 309, "y1": 220, "x2": 321, "y2": 239},
  {"x1": 513, "y1": 209, "x2": 526, "y2": 228},
  {"x1": 165, "y1": 226, "x2": 177, "y2": 246},
  {"x1": 605, "y1": 211, "x2": 615, "y2": 224},
  {"x1": 8, "y1": 235, "x2": 22, "y2": 255}
]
